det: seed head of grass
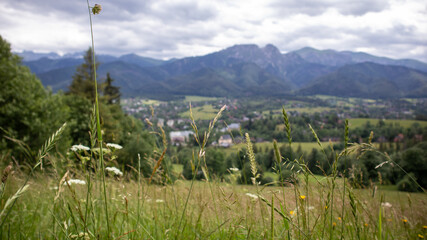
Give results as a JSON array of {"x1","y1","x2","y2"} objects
[{"x1": 245, "y1": 133, "x2": 259, "y2": 185}]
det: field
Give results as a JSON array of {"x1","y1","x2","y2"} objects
[
  {"x1": 348, "y1": 118, "x2": 427, "y2": 129},
  {"x1": 263, "y1": 107, "x2": 334, "y2": 116},
  {"x1": 4, "y1": 171, "x2": 426, "y2": 239},
  {"x1": 184, "y1": 96, "x2": 221, "y2": 102},
  {"x1": 180, "y1": 104, "x2": 220, "y2": 120},
  {"x1": 222, "y1": 141, "x2": 330, "y2": 156}
]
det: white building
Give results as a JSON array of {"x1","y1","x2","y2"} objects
[{"x1": 170, "y1": 131, "x2": 194, "y2": 145}]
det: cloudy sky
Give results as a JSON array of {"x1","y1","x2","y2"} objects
[{"x1": 1, "y1": 0, "x2": 426, "y2": 62}]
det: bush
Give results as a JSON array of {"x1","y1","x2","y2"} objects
[
  {"x1": 260, "y1": 176, "x2": 274, "y2": 186},
  {"x1": 278, "y1": 169, "x2": 298, "y2": 185},
  {"x1": 397, "y1": 173, "x2": 420, "y2": 192}
]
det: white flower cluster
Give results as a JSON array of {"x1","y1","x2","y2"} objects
[
  {"x1": 245, "y1": 193, "x2": 258, "y2": 200},
  {"x1": 106, "y1": 167, "x2": 123, "y2": 176},
  {"x1": 381, "y1": 202, "x2": 392, "y2": 208},
  {"x1": 229, "y1": 168, "x2": 239, "y2": 172},
  {"x1": 106, "y1": 143, "x2": 123, "y2": 150},
  {"x1": 156, "y1": 199, "x2": 165, "y2": 203},
  {"x1": 64, "y1": 179, "x2": 86, "y2": 186},
  {"x1": 70, "y1": 144, "x2": 90, "y2": 152}
]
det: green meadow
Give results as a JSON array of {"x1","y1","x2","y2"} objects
[
  {"x1": 180, "y1": 104, "x2": 220, "y2": 120},
  {"x1": 348, "y1": 118, "x2": 427, "y2": 129}
]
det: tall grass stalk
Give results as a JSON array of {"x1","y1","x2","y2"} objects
[{"x1": 86, "y1": 0, "x2": 110, "y2": 236}]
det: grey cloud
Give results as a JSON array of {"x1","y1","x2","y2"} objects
[
  {"x1": 2, "y1": 0, "x2": 85, "y2": 17},
  {"x1": 149, "y1": 1, "x2": 217, "y2": 23},
  {"x1": 271, "y1": 0, "x2": 390, "y2": 16}
]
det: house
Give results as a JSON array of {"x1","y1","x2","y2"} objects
[
  {"x1": 157, "y1": 118, "x2": 164, "y2": 127},
  {"x1": 220, "y1": 123, "x2": 241, "y2": 132},
  {"x1": 170, "y1": 131, "x2": 194, "y2": 145},
  {"x1": 218, "y1": 135, "x2": 233, "y2": 147},
  {"x1": 166, "y1": 120, "x2": 174, "y2": 127}
]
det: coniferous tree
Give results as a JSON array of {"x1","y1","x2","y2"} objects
[
  {"x1": 68, "y1": 47, "x2": 99, "y2": 101},
  {"x1": 103, "y1": 73, "x2": 121, "y2": 104}
]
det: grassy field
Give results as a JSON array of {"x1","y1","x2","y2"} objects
[
  {"x1": 140, "y1": 99, "x2": 163, "y2": 105},
  {"x1": 263, "y1": 107, "x2": 334, "y2": 116},
  {"x1": 222, "y1": 141, "x2": 330, "y2": 156},
  {"x1": 348, "y1": 118, "x2": 427, "y2": 129},
  {"x1": 172, "y1": 163, "x2": 184, "y2": 174},
  {"x1": 180, "y1": 104, "x2": 220, "y2": 120},
  {"x1": 287, "y1": 107, "x2": 334, "y2": 113},
  {"x1": 3, "y1": 171, "x2": 426, "y2": 239},
  {"x1": 184, "y1": 96, "x2": 220, "y2": 102}
]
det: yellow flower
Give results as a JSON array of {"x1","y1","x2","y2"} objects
[
  {"x1": 300, "y1": 195, "x2": 306, "y2": 200},
  {"x1": 402, "y1": 219, "x2": 408, "y2": 223},
  {"x1": 364, "y1": 223, "x2": 369, "y2": 227},
  {"x1": 325, "y1": 205, "x2": 328, "y2": 210},
  {"x1": 289, "y1": 211, "x2": 295, "y2": 216},
  {"x1": 332, "y1": 222, "x2": 337, "y2": 227},
  {"x1": 418, "y1": 234, "x2": 424, "y2": 239},
  {"x1": 423, "y1": 226, "x2": 427, "y2": 229},
  {"x1": 338, "y1": 217, "x2": 342, "y2": 221}
]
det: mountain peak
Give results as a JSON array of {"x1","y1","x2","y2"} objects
[{"x1": 262, "y1": 44, "x2": 281, "y2": 57}]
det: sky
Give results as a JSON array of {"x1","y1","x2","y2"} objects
[{"x1": 1, "y1": 0, "x2": 426, "y2": 62}]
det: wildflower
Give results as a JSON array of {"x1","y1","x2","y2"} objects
[
  {"x1": 402, "y1": 219, "x2": 408, "y2": 224},
  {"x1": 364, "y1": 223, "x2": 369, "y2": 227},
  {"x1": 245, "y1": 193, "x2": 258, "y2": 200},
  {"x1": 289, "y1": 211, "x2": 295, "y2": 216},
  {"x1": 105, "y1": 167, "x2": 123, "y2": 176},
  {"x1": 332, "y1": 222, "x2": 337, "y2": 227},
  {"x1": 106, "y1": 143, "x2": 123, "y2": 150},
  {"x1": 423, "y1": 226, "x2": 427, "y2": 229},
  {"x1": 229, "y1": 167, "x2": 239, "y2": 172},
  {"x1": 338, "y1": 217, "x2": 342, "y2": 221},
  {"x1": 156, "y1": 199, "x2": 164, "y2": 203},
  {"x1": 300, "y1": 195, "x2": 306, "y2": 200},
  {"x1": 92, "y1": 4, "x2": 102, "y2": 14},
  {"x1": 419, "y1": 234, "x2": 424, "y2": 239},
  {"x1": 64, "y1": 179, "x2": 86, "y2": 186},
  {"x1": 381, "y1": 202, "x2": 392, "y2": 208},
  {"x1": 325, "y1": 205, "x2": 328, "y2": 210},
  {"x1": 308, "y1": 206, "x2": 315, "y2": 211},
  {"x1": 70, "y1": 144, "x2": 90, "y2": 152}
]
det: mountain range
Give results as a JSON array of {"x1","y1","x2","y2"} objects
[{"x1": 19, "y1": 44, "x2": 427, "y2": 99}]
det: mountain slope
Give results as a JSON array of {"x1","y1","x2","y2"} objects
[
  {"x1": 20, "y1": 44, "x2": 427, "y2": 98},
  {"x1": 293, "y1": 47, "x2": 427, "y2": 73},
  {"x1": 299, "y1": 62, "x2": 427, "y2": 98},
  {"x1": 164, "y1": 62, "x2": 294, "y2": 97}
]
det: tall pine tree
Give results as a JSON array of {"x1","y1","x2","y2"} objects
[
  {"x1": 103, "y1": 73, "x2": 121, "y2": 104},
  {"x1": 68, "y1": 47, "x2": 99, "y2": 101}
]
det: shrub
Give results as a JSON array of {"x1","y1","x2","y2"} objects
[{"x1": 397, "y1": 173, "x2": 420, "y2": 192}]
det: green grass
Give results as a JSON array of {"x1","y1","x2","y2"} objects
[
  {"x1": 180, "y1": 104, "x2": 219, "y2": 120},
  {"x1": 263, "y1": 107, "x2": 335, "y2": 116},
  {"x1": 141, "y1": 99, "x2": 162, "y2": 105},
  {"x1": 3, "y1": 172, "x2": 426, "y2": 239},
  {"x1": 184, "y1": 96, "x2": 220, "y2": 102},
  {"x1": 223, "y1": 141, "x2": 330, "y2": 156},
  {"x1": 348, "y1": 118, "x2": 427, "y2": 129},
  {"x1": 287, "y1": 107, "x2": 334, "y2": 113},
  {"x1": 172, "y1": 163, "x2": 183, "y2": 174}
]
